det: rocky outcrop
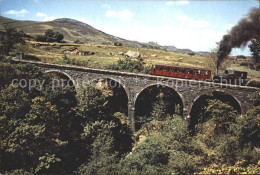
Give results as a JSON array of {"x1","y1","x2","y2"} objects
[{"x1": 126, "y1": 51, "x2": 140, "y2": 58}]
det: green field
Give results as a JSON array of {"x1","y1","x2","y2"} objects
[{"x1": 17, "y1": 40, "x2": 260, "y2": 79}]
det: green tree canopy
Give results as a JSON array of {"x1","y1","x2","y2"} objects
[
  {"x1": 0, "y1": 26, "x2": 25, "y2": 56},
  {"x1": 249, "y1": 39, "x2": 260, "y2": 67},
  {"x1": 35, "y1": 29, "x2": 64, "y2": 43}
]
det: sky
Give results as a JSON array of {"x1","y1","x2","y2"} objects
[{"x1": 1, "y1": 0, "x2": 259, "y2": 55}]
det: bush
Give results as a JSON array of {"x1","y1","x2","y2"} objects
[
  {"x1": 118, "y1": 137, "x2": 169, "y2": 175},
  {"x1": 119, "y1": 116, "x2": 205, "y2": 175},
  {"x1": 237, "y1": 55, "x2": 247, "y2": 59},
  {"x1": 35, "y1": 35, "x2": 46, "y2": 42},
  {"x1": 0, "y1": 27, "x2": 25, "y2": 55},
  {"x1": 74, "y1": 39, "x2": 82, "y2": 44},
  {"x1": 107, "y1": 57, "x2": 150, "y2": 73},
  {"x1": 249, "y1": 90, "x2": 260, "y2": 106},
  {"x1": 34, "y1": 29, "x2": 64, "y2": 43},
  {"x1": 114, "y1": 42, "x2": 123, "y2": 46},
  {"x1": 232, "y1": 106, "x2": 260, "y2": 147},
  {"x1": 196, "y1": 160, "x2": 259, "y2": 174}
]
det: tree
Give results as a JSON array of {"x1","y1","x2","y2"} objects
[
  {"x1": 36, "y1": 29, "x2": 64, "y2": 43},
  {"x1": 150, "y1": 97, "x2": 167, "y2": 121},
  {"x1": 54, "y1": 31, "x2": 64, "y2": 43},
  {"x1": 204, "y1": 99, "x2": 238, "y2": 134},
  {"x1": 45, "y1": 29, "x2": 56, "y2": 42},
  {"x1": 77, "y1": 121, "x2": 119, "y2": 175},
  {"x1": 0, "y1": 26, "x2": 25, "y2": 56},
  {"x1": 118, "y1": 137, "x2": 169, "y2": 175},
  {"x1": 107, "y1": 57, "x2": 150, "y2": 73},
  {"x1": 76, "y1": 85, "x2": 109, "y2": 124},
  {"x1": 249, "y1": 39, "x2": 260, "y2": 68},
  {"x1": 118, "y1": 116, "x2": 205, "y2": 175},
  {"x1": 45, "y1": 29, "x2": 64, "y2": 42},
  {"x1": 35, "y1": 35, "x2": 46, "y2": 42},
  {"x1": 114, "y1": 42, "x2": 122, "y2": 46},
  {"x1": 197, "y1": 160, "x2": 259, "y2": 174},
  {"x1": 0, "y1": 62, "x2": 16, "y2": 89}
]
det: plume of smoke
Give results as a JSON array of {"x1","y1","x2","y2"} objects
[{"x1": 216, "y1": 8, "x2": 260, "y2": 71}]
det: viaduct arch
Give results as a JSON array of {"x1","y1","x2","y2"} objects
[
  {"x1": 188, "y1": 88, "x2": 243, "y2": 116},
  {"x1": 44, "y1": 69, "x2": 77, "y2": 88},
  {"x1": 133, "y1": 83, "x2": 184, "y2": 130}
]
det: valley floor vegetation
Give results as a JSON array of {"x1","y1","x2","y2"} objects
[{"x1": 0, "y1": 57, "x2": 259, "y2": 174}]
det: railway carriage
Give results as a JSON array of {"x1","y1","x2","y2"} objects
[
  {"x1": 150, "y1": 64, "x2": 212, "y2": 80},
  {"x1": 150, "y1": 64, "x2": 249, "y2": 85}
]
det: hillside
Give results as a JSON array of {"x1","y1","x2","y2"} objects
[
  {"x1": 0, "y1": 16, "x2": 163, "y2": 49},
  {"x1": 164, "y1": 45, "x2": 210, "y2": 56},
  {"x1": 0, "y1": 17, "x2": 211, "y2": 56}
]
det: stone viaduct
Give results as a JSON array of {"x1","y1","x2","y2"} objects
[{"x1": 12, "y1": 59, "x2": 259, "y2": 131}]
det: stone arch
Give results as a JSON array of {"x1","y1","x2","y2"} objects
[
  {"x1": 134, "y1": 82, "x2": 185, "y2": 107},
  {"x1": 44, "y1": 69, "x2": 76, "y2": 88},
  {"x1": 134, "y1": 82, "x2": 185, "y2": 130},
  {"x1": 188, "y1": 88, "x2": 243, "y2": 117},
  {"x1": 89, "y1": 76, "x2": 129, "y2": 116},
  {"x1": 89, "y1": 76, "x2": 130, "y2": 100}
]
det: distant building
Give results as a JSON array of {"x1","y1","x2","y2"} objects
[{"x1": 63, "y1": 48, "x2": 94, "y2": 56}]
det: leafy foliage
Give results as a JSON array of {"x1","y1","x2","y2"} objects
[
  {"x1": 107, "y1": 57, "x2": 150, "y2": 73},
  {"x1": 119, "y1": 116, "x2": 206, "y2": 175},
  {"x1": 76, "y1": 85, "x2": 133, "y2": 174},
  {"x1": 114, "y1": 42, "x2": 123, "y2": 46},
  {"x1": 249, "y1": 39, "x2": 260, "y2": 66},
  {"x1": 204, "y1": 99, "x2": 238, "y2": 133},
  {"x1": 135, "y1": 86, "x2": 183, "y2": 130},
  {"x1": 0, "y1": 61, "x2": 82, "y2": 173},
  {"x1": 77, "y1": 121, "x2": 119, "y2": 175},
  {"x1": 249, "y1": 90, "x2": 260, "y2": 106},
  {"x1": 150, "y1": 97, "x2": 167, "y2": 121},
  {"x1": 196, "y1": 160, "x2": 259, "y2": 174},
  {"x1": 0, "y1": 26, "x2": 25, "y2": 55},
  {"x1": 190, "y1": 91, "x2": 240, "y2": 134},
  {"x1": 35, "y1": 29, "x2": 64, "y2": 43}
]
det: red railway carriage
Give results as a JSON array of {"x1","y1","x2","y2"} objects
[{"x1": 150, "y1": 64, "x2": 212, "y2": 80}]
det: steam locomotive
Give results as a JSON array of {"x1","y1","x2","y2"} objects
[{"x1": 150, "y1": 64, "x2": 249, "y2": 85}]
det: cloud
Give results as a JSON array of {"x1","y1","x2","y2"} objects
[
  {"x1": 33, "y1": 0, "x2": 40, "y2": 3},
  {"x1": 44, "y1": 16, "x2": 56, "y2": 21},
  {"x1": 36, "y1": 12, "x2": 46, "y2": 17},
  {"x1": 78, "y1": 18, "x2": 88, "y2": 24},
  {"x1": 165, "y1": 0, "x2": 190, "y2": 6},
  {"x1": 4, "y1": 9, "x2": 29, "y2": 17},
  {"x1": 105, "y1": 9, "x2": 133, "y2": 20},
  {"x1": 36, "y1": 12, "x2": 56, "y2": 21},
  {"x1": 102, "y1": 4, "x2": 111, "y2": 9},
  {"x1": 175, "y1": 15, "x2": 210, "y2": 28}
]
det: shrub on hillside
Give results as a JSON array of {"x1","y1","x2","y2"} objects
[
  {"x1": 35, "y1": 29, "x2": 64, "y2": 43},
  {"x1": 114, "y1": 42, "x2": 122, "y2": 46},
  {"x1": 107, "y1": 57, "x2": 150, "y2": 73}
]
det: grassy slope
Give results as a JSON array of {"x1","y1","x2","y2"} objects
[
  {"x1": 20, "y1": 41, "x2": 259, "y2": 79},
  {"x1": 24, "y1": 41, "x2": 209, "y2": 67}
]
